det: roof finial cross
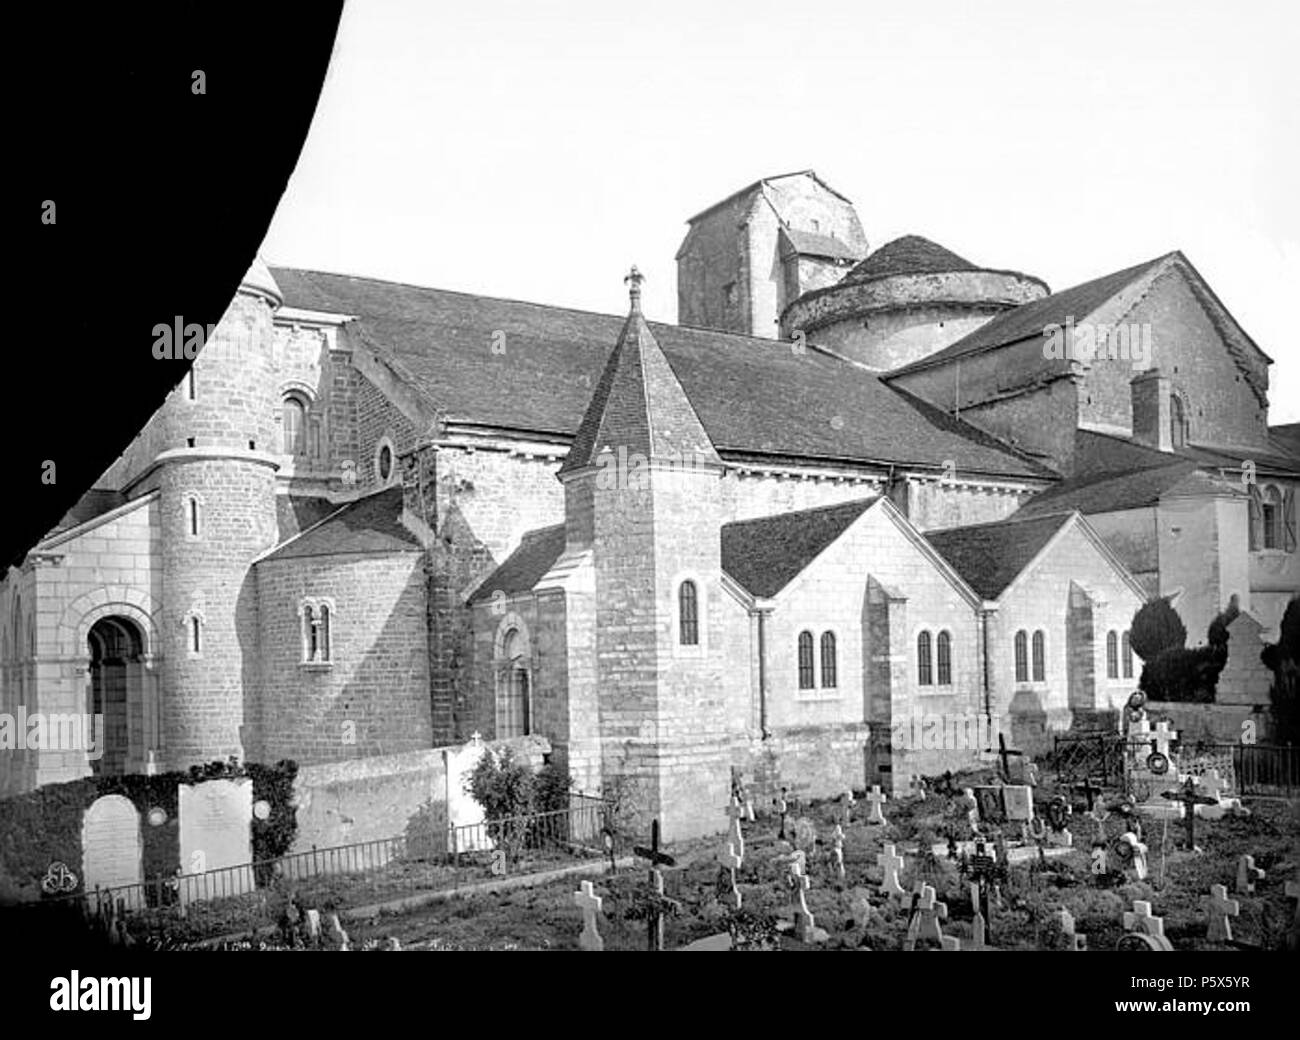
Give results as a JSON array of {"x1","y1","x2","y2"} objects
[{"x1": 624, "y1": 265, "x2": 644, "y2": 314}]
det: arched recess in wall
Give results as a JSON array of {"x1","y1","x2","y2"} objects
[{"x1": 493, "y1": 612, "x2": 532, "y2": 739}]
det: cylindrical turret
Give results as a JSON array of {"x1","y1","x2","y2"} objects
[{"x1": 157, "y1": 259, "x2": 282, "y2": 768}]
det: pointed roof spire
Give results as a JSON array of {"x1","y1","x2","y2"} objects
[{"x1": 558, "y1": 269, "x2": 720, "y2": 477}]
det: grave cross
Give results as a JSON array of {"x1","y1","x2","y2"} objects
[
  {"x1": 774, "y1": 787, "x2": 789, "y2": 840},
  {"x1": 996, "y1": 733, "x2": 1024, "y2": 783},
  {"x1": 1072, "y1": 776, "x2": 1103, "y2": 814},
  {"x1": 877, "y1": 843, "x2": 906, "y2": 899},
  {"x1": 909, "y1": 774, "x2": 927, "y2": 801},
  {"x1": 725, "y1": 796, "x2": 747, "y2": 862},
  {"x1": 1056, "y1": 907, "x2": 1087, "y2": 951},
  {"x1": 1151, "y1": 720, "x2": 1178, "y2": 760},
  {"x1": 718, "y1": 842, "x2": 743, "y2": 911},
  {"x1": 1122, "y1": 900, "x2": 1169, "y2": 946},
  {"x1": 904, "y1": 882, "x2": 947, "y2": 949},
  {"x1": 1161, "y1": 776, "x2": 1218, "y2": 851},
  {"x1": 865, "y1": 784, "x2": 888, "y2": 825},
  {"x1": 633, "y1": 819, "x2": 679, "y2": 951},
  {"x1": 1203, "y1": 884, "x2": 1239, "y2": 943},
  {"x1": 1236, "y1": 854, "x2": 1265, "y2": 895},
  {"x1": 573, "y1": 880, "x2": 604, "y2": 952},
  {"x1": 839, "y1": 789, "x2": 855, "y2": 827}
]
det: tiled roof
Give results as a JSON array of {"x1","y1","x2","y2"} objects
[
  {"x1": 924, "y1": 514, "x2": 1073, "y2": 600},
  {"x1": 887, "y1": 255, "x2": 1169, "y2": 376},
  {"x1": 258, "y1": 487, "x2": 421, "y2": 562},
  {"x1": 779, "y1": 227, "x2": 862, "y2": 261},
  {"x1": 1270, "y1": 423, "x2": 1300, "y2": 462},
  {"x1": 1010, "y1": 459, "x2": 1237, "y2": 520},
  {"x1": 1073, "y1": 429, "x2": 1184, "y2": 478},
  {"x1": 721, "y1": 498, "x2": 877, "y2": 598},
  {"x1": 842, "y1": 235, "x2": 978, "y2": 284},
  {"x1": 559, "y1": 307, "x2": 719, "y2": 476},
  {"x1": 1181, "y1": 443, "x2": 1300, "y2": 477},
  {"x1": 271, "y1": 267, "x2": 1052, "y2": 480},
  {"x1": 48, "y1": 488, "x2": 129, "y2": 538},
  {"x1": 466, "y1": 524, "x2": 567, "y2": 604}
]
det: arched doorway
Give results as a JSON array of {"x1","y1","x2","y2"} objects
[{"x1": 88, "y1": 617, "x2": 144, "y2": 775}]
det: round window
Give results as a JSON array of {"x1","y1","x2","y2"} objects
[{"x1": 378, "y1": 444, "x2": 393, "y2": 481}]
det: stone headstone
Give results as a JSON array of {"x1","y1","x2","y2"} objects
[
  {"x1": 1001, "y1": 785, "x2": 1034, "y2": 822},
  {"x1": 1236, "y1": 854, "x2": 1265, "y2": 895},
  {"x1": 1204, "y1": 884, "x2": 1239, "y2": 942},
  {"x1": 864, "y1": 785, "x2": 888, "y2": 825},
  {"x1": 574, "y1": 880, "x2": 604, "y2": 951},
  {"x1": 792, "y1": 816, "x2": 817, "y2": 852},
  {"x1": 81, "y1": 794, "x2": 144, "y2": 911},
  {"x1": 877, "y1": 844, "x2": 906, "y2": 899},
  {"x1": 1056, "y1": 907, "x2": 1086, "y2": 950},
  {"x1": 1120, "y1": 899, "x2": 1173, "y2": 950},
  {"x1": 178, "y1": 778, "x2": 254, "y2": 906}
]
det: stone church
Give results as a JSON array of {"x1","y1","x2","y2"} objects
[{"x1": 1, "y1": 170, "x2": 1295, "y2": 840}]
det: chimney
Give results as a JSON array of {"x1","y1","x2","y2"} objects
[{"x1": 1131, "y1": 369, "x2": 1171, "y2": 451}]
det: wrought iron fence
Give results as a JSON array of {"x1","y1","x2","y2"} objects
[
  {"x1": 5, "y1": 793, "x2": 612, "y2": 934},
  {"x1": 1052, "y1": 732, "x2": 1126, "y2": 785},
  {"x1": 1190, "y1": 742, "x2": 1300, "y2": 796}
]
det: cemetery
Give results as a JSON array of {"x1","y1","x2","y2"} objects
[{"x1": 2, "y1": 684, "x2": 1298, "y2": 952}]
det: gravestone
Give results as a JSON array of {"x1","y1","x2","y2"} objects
[
  {"x1": 1056, "y1": 907, "x2": 1086, "y2": 951},
  {"x1": 864, "y1": 785, "x2": 888, "y2": 825},
  {"x1": 178, "y1": 778, "x2": 254, "y2": 906},
  {"x1": 1235, "y1": 854, "x2": 1265, "y2": 895},
  {"x1": 792, "y1": 816, "x2": 817, "y2": 852},
  {"x1": 1204, "y1": 884, "x2": 1239, "y2": 942},
  {"x1": 81, "y1": 795, "x2": 144, "y2": 911},
  {"x1": 1119, "y1": 900, "x2": 1173, "y2": 951},
  {"x1": 876, "y1": 844, "x2": 906, "y2": 900},
  {"x1": 830, "y1": 824, "x2": 845, "y2": 881},
  {"x1": 718, "y1": 842, "x2": 742, "y2": 910},
  {"x1": 574, "y1": 880, "x2": 604, "y2": 951},
  {"x1": 444, "y1": 734, "x2": 495, "y2": 853},
  {"x1": 725, "y1": 796, "x2": 746, "y2": 862}
]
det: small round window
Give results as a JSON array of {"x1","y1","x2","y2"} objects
[{"x1": 378, "y1": 444, "x2": 393, "y2": 481}]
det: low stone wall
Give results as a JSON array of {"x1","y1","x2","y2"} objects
[
  {"x1": 1146, "y1": 702, "x2": 1273, "y2": 746},
  {"x1": 735, "y1": 724, "x2": 870, "y2": 802},
  {"x1": 290, "y1": 736, "x2": 551, "y2": 853}
]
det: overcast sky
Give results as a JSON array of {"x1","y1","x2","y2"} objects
[{"x1": 263, "y1": 0, "x2": 1299, "y2": 423}]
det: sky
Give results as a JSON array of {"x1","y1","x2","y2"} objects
[{"x1": 263, "y1": 0, "x2": 1300, "y2": 422}]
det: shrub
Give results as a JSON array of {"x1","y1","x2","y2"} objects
[
  {"x1": 1129, "y1": 597, "x2": 1186, "y2": 662},
  {"x1": 1263, "y1": 595, "x2": 1300, "y2": 743}
]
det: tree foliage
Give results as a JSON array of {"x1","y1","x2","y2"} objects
[
  {"x1": 1262, "y1": 596, "x2": 1300, "y2": 744},
  {"x1": 1129, "y1": 596, "x2": 1187, "y2": 662}
]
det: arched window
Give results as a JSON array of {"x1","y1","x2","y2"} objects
[
  {"x1": 1031, "y1": 630, "x2": 1046, "y2": 682},
  {"x1": 1262, "y1": 485, "x2": 1283, "y2": 550},
  {"x1": 319, "y1": 605, "x2": 331, "y2": 662},
  {"x1": 1170, "y1": 395, "x2": 1187, "y2": 448},
  {"x1": 301, "y1": 601, "x2": 335, "y2": 664},
  {"x1": 283, "y1": 395, "x2": 308, "y2": 456},
  {"x1": 679, "y1": 580, "x2": 699, "y2": 646},
  {"x1": 1121, "y1": 631, "x2": 1134, "y2": 679},
  {"x1": 917, "y1": 631, "x2": 933, "y2": 686},
  {"x1": 1106, "y1": 630, "x2": 1119, "y2": 679},
  {"x1": 936, "y1": 631, "x2": 952, "y2": 686},
  {"x1": 497, "y1": 628, "x2": 531, "y2": 738},
  {"x1": 1014, "y1": 630, "x2": 1028, "y2": 683},
  {"x1": 797, "y1": 631, "x2": 815, "y2": 690},
  {"x1": 820, "y1": 632, "x2": 837, "y2": 689}
]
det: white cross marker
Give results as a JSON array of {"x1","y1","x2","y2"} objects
[
  {"x1": 1152, "y1": 720, "x2": 1178, "y2": 759},
  {"x1": 573, "y1": 880, "x2": 604, "y2": 951},
  {"x1": 1204, "y1": 884, "x2": 1239, "y2": 943},
  {"x1": 865, "y1": 784, "x2": 888, "y2": 825},
  {"x1": 1123, "y1": 899, "x2": 1165, "y2": 939},
  {"x1": 877, "y1": 843, "x2": 906, "y2": 898},
  {"x1": 725, "y1": 796, "x2": 746, "y2": 862}
]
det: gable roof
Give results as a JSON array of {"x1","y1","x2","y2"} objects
[
  {"x1": 779, "y1": 227, "x2": 862, "y2": 262},
  {"x1": 720, "y1": 498, "x2": 877, "y2": 598},
  {"x1": 270, "y1": 267, "x2": 1053, "y2": 480},
  {"x1": 257, "y1": 487, "x2": 421, "y2": 562},
  {"x1": 47, "y1": 488, "x2": 130, "y2": 539},
  {"x1": 558, "y1": 301, "x2": 719, "y2": 476},
  {"x1": 685, "y1": 170, "x2": 854, "y2": 224},
  {"x1": 924, "y1": 514, "x2": 1073, "y2": 600},
  {"x1": 887, "y1": 254, "x2": 1169, "y2": 376},
  {"x1": 466, "y1": 524, "x2": 567, "y2": 604},
  {"x1": 1010, "y1": 458, "x2": 1241, "y2": 520},
  {"x1": 842, "y1": 235, "x2": 978, "y2": 284}
]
